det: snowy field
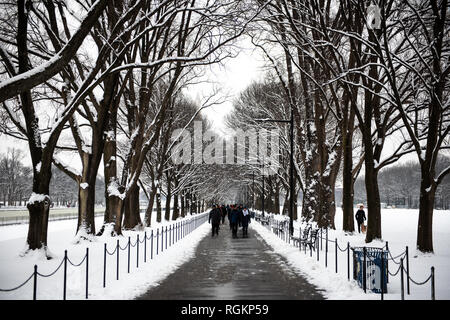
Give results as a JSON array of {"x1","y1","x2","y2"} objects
[
  {"x1": 251, "y1": 207, "x2": 450, "y2": 300},
  {"x1": 0, "y1": 212, "x2": 210, "y2": 300}
]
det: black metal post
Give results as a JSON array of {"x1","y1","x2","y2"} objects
[
  {"x1": 86, "y1": 247, "x2": 89, "y2": 299},
  {"x1": 136, "y1": 235, "x2": 139, "y2": 268},
  {"x1": 161, "y1": 226, "x2": 164, "y2": 252},
  {"x1": 335, "y1": 238, "x2": 338, "y2": 273},
  {"x1": 103, "y1": 243, "x2": 106, "y2": 288},
  {"x1": 431, "y1": 266, "x2": 435, "y2": 300},
  {"x1": 156, "y1": 228, "x2": 159, "y2": 255},
  {"x1": 127, "y1": 237, "x2": 131, "y2": 273},
  {"x1": 406, "y1": 246, "x2": 410, "y2": 295},
  {"x1": 151, "y1": 230, "x2": 154, "y2": 259},
  {"x1": 144, "y1": 232, "x2": 147, "y2": 263},
  {"x1": 116, "y1": 240, "x2": 119, "y2": 280},
  {"x1": 381, "y1": 252, "x2": 385, "y2": 300},
  {"x1": 33, "y1": 265, "x2": 37, "y2": 300},
  {"x1": 363, "y1": 247, "x2": 367, "y2": 293},
  {"x1": 386, "y1": 241, "x2": 389, "y2": 283},
  {"x1": 325, "y1": 229, "x2": 328, "y2": 268},
  {"x1": 400, "y1": 258, "x2": 405, "y2": 300},
  {"x1": 262, "y1": 162, "x2": 265, "y2": 218},
  {"x1": 63, "y1": 250, "x2": 67, "y2": 300},
  {"x1": 320, "y1": 229, "x2": 323, "y2": 250},
  {"x1": 298, "y1": 226, "x2": 301, "y2": 249},
  {"x1": 347, "y1": 242, "x2": 350, "y2": 280}
]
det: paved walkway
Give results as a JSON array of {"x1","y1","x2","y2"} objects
[{"x1": 137, "y1": 220, "x2": 325, "y2": 300}]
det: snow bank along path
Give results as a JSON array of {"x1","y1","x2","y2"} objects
[
  {"x1": 251, "y1": 208, "x2": 450, "y2": 300},
  {"x1": 0, "y1": 212, "x2": 210, "y2": 300}
]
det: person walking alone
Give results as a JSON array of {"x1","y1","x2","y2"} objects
[
  {"x1": 241, "y1": 206, "x2": 251, "y2": 237},
  {"x1": 220, "y1": 205, "x2": 226, "y2": 224},
  {"x1": 355, "y1": 204, "x2": 367, "y2": 233},
  {"x1": 209, "y1": 205, "x2": 222, "y2": 237},
  {"x1": 230, "y1": 205, "x2": 241, "y2": 238}
]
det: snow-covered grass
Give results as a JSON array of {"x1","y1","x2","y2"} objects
[
  {"x1": 251, "y1": 207, "x2": 450, "y2": 300},
  {"x1": 1, "y1": 206, "x2": 448, "y2": 300},
  {"x1": 0, "y1": 212, "x2": 210, "y2": 300}
]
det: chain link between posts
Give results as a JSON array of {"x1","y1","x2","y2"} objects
[{"x1": 253, "y1": 210, "x2": 436, "y2": 300}]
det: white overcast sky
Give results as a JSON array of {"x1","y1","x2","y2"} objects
[{"x1": 185, "y1": 38, "x2": 267, "y2": 136}]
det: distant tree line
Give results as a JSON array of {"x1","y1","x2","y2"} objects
[
  {"x1": 0, "y1": 148, "x2": 105, "y2": 207},
  {"x1": 354, "y1": 157, "x2": 450, "y2": 210}
]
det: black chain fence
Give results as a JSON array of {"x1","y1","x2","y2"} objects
[{"x1": 0, "y1": 212, "x2": 208, "y2": 300}]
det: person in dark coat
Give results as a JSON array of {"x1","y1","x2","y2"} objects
[
  {"x1": 355, "y1": 204, "x2": 367, "y2": 233},
  {"x1": 241, "y1": 206, "x2": 251, "y2": 237},
  {"x1": 209, "y1": 205, "x2": 222, "y2": 237},
  {"x1": 230, "y1": 205, "x2": 241, "y2": 238},
  {"x1": 220, "y1": 205, "x2": 226, "y2": 224},
  {"x1": 237, "y1": 204, "x2": 243, "y2": 227},
  {"x1": 227, "y1": 204, "x2": 232, "y2": 229}
]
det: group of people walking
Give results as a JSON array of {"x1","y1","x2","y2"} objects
[
  {"x1": 208, "y1": 204, "x2": 251, "y2": 238},
  {"x1": 209, "y1": 203, "x2": 367, "y2": 237}
]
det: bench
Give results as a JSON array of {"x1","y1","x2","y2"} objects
[
  {"x1": 260, "y1": 216, "x2": 270, "y2": 226},
  {"x1": 272, "y1": 221, "x2": 281, "y2": 234},
  {"x1": 303, "y1": 228, "x2": 319, "y2": 251},
  {"x1": 291, "y1": 225, "x2": 311, "y2": 247},
  {"x1": 273, "y1": 220, "x2": 289, "y2": 235}
]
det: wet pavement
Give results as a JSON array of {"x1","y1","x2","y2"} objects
[{"x1": 137, "y1": 220, "x2": 325, "y2": 300}]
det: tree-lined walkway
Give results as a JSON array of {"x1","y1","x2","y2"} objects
[{"x1": 137, "y1": 221, "x2": 325, "y2": 300}]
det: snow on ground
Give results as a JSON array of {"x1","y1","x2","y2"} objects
[
  {"x1": 1, "y1": 206, "x2": 448, "y2": 300},
  {"x1": 0, "y1": 212, "x2": 210, "y2": 300},
  {"x1": 251, "y1": 207, "x2": 450, "y2": 300}
]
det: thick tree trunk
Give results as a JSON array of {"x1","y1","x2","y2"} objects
[
  {"x1": 26, "y1": 194, "x2": 51, "y2": 251},
  {"x1": 274, "y1": 186, "x2": 280, "y2": 214},
  {"x1": 180, "y1": 191, "x2": 185, "y2": 217},
  {"x1": 302, "y1": 166, "x2": 320, "y2": 221},
  {"x1": 76, "y1": 177, "x2": 97, "y2": 239},
  {"x1": 363, "y1": 28, "x2": 383, "y2": 243},
  {"x1": 173, "y1": 193, "x2": 179, "y2": 220},
  {"x1": 364, "y1": 162, "x2": 382, "y2": 243},
  {"x1": 190, "y1": 192, "x2": 195, "y2": 214},
  {"x1": 342, "y1": 132, "x2": 355, "y2": 232},
  {"x1": 164, "y1": 180, "x2": 171, "y2": 221},
  {"x1": 123, "y1": 183, "x2": 142, "y2": 230},
  {"x1": 144, "y1": 184, "x2": 156, "y2": 227},
  {"x1": 317, "y1": 176, "x2": 336, "y2": 229},
  {"x1": 281, "y1": 190, "x2": 289, "y2": 215},
  {"x1": 156, "y1": 186, "x2": 162, "y2": 222},
  {"x1": 417, "y1": 183, "x2": 435, "y2": 253},
  {"x1": 112, "y1": 196, "x2": 125, "y2": 236}
]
